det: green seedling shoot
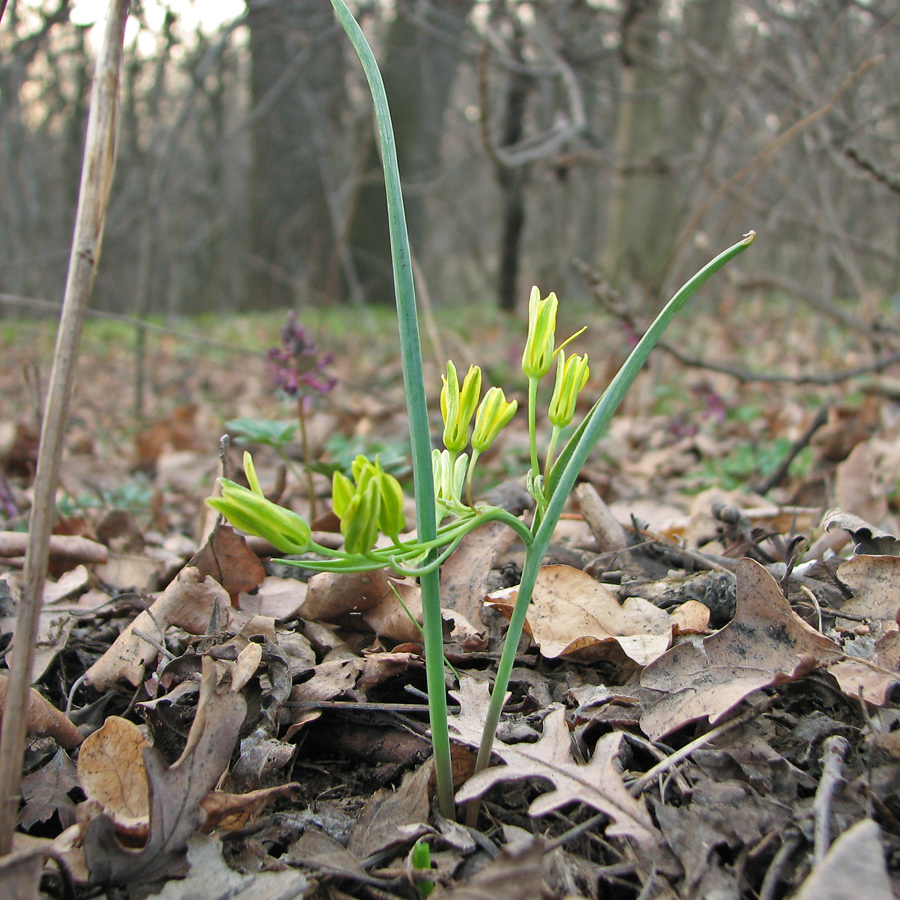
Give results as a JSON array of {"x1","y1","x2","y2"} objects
[
  {"x1": 411, "y1": 839, "x2": 435, "y2": 898},
  {"x1": 208, "y1": 0, "x2": 756, "y2": 822}
]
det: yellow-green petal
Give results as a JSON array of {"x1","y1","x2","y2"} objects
[{"x1": 472, "y1": 387, "x2": 518, "y2": 452}]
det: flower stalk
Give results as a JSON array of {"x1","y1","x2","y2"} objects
[{"x1": 213, "y1": 0, "x2": 759, "y2": 826}]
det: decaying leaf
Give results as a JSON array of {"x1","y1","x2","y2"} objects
[
  {"x1": 640, "y1": 559, "x2": 843, "y2": 741},
  {"x1": 835, "y1": 554, "x2": 900, "y2": 635},
  {"x1": 440, "y1": 519, "x2": 517, "y2": 626},
  {"x1": 487, "y1": 565, "x2": 673, "y2": 665},
  {"x1": 431, "y1": 837, "x2": 545, "y2": 900},
  {"x1": 84, "y1": 566, "x2": 231, "y2": 689},
  {"x1": 791, "y1": 819, "x2": 892, "y2": 900},
  {"x1": 200, "y1": 783, "x2": 300, "y2": 831},
  {"x1": 348, "y1": 759, "x2": 432, "y2": 860},
  {"x1": 450, "y1": 678, "x2": 659, "y2": 848},
  {"x1": 18, "y1": 748, "x2": 80, "y2": 830},
  {"x1": 824, "y1": 510, "x2": 900, "y2": 556},
  {"x1": 189, "y1": 522, "x2": 266, "y2": 606},
  {"x1": 82, "y1": 657, "x2": 247, "y2": 885}
]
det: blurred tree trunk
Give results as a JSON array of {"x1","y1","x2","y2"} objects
[
  {"x1": 346, "y1": 0, "x2": 474, "y2": 306},
  {"x1": 246, "y1": 0, "x2": 345, "y2": 309},
  {"x1": 603, "y1": 0, "x2": 733, "y2": 302},
  {"x1": 492, "y1": 18, "x2": 530, "y2": 313}
]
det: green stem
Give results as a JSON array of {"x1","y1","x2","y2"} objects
[
  {"x1": 471, "y1": 232, "x2": 757, "y2": 788},
  {"x1": 330, "y1": 0, "x2": 453, "y2": 819},
  {"x1": 543, "y1": 425, "x2": 561, "y2": 491},
  {"x1": 297, "y1": 397, "x2": 317, "y2": 521},
  {"x1": 527, "y1": 375, "x2": 540, "y2": 481}
]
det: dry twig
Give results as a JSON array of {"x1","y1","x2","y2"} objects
[{"x1": 0, "y1": 0, "x2": 130, "y2": 854}]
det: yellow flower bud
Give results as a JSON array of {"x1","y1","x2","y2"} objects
[
  {"x1": 440, "y1": 361, "x2": 482, "y2": 453},
  {"x1": 375, "y1": 469, "x2": 405, "y2": 538},
  {"x1": 340, "y1": 480, "x2": 381, "y2": 555},
  {"x1": 549, "y1": 352, "x2": 590, "y2": 427},
  {"x1": 472, "y1": 387, "x2": 518, "y2": 452},
  {"x1": 331, "y1": 470, "x2": 355, "y2": 518},
  {"x1": 521, "y1": 287, "x2": 558, "y2": 378},
  {"x1": 208, "y1": 479, "x2": 311, "y2": 554}
]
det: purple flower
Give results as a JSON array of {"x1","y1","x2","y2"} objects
[{"x1": 268, "y1": 312, "x2": 336, "y2": 399}]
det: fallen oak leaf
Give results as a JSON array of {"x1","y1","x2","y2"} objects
[
  {"x1": 486, "y1": 565, "x2": 673, "y2": 666},
  {"x1": 640, "y1": 558, "x2": 843, "y2": 741},
  {"x1": 450, "y1": 679, "x2": 659, "y2": 849},
  {"x1": 82, "y1": 656, "x2": 247, "y2": 886},
  {"x1": 18, "y1": 748, "x2": 80, "y2": 830}
]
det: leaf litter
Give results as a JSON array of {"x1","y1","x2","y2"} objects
[{"x1": 3, "y1": 317, "x2": 900, "y2": 897}]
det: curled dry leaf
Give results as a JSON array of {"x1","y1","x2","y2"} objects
[
  {"x1": 487, "y1": 565, "x2": 673, "y2": 666},
  {"x1": 640, "y1": 559, "x2": 843, "y2": 741},
  {"x1": 200, "y1": 783, "x2": 300, "y2": 831},
  {"x1": 84, "y1": 566, "x2": 230, "y2": 690},
  {"x1": 0, "y1": 674, "x2": 82, "y2": 750}
]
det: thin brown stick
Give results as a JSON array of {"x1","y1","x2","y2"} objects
[
  {"x1": 813, "y1": 735, "x2": 849, "y2": 862},
  {"x1": 0, "y1": 0, "x2": 131, "y2": 855}
]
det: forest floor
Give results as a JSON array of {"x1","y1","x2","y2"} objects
[{"x1": 2, "y1": 292, "x2": 900, "y2": 899}]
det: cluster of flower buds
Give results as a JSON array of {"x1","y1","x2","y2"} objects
[
  {"x1": 331, "y1": 455, "x2": 405, "y2": 554},
  {"x1": 209, "y1": 286, "x2": 592, "y2": 570}
]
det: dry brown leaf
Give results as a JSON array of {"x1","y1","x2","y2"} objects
[
  {"x1": 348, "y1": 759, "x2": 432, "y2": 860},
  {"x1": 835, "y1": 440, "x2": 888, "y2": 530},
  {"x1": 640, "y1": 559, "x2": 843, "y2": 741},
  {"x1": 189, "y1": 522, "x2": 266, "y2": 607},
  {"x1": 670, "y1": 599, "x2": 712, "y2": 635},
  {"x1": 431, "y1": 837, "x2": 545, "y2": 900},
  {"x1": 303, "y1": 568, "x2": 426, "y2": 643},
  {"x1": 78, "y1": 716, "x2": 152, "y2": 831},
  {"x1": 303, "y1": 568, "x2": 396, "y2": 620},
  {"x1": 82, "y1": 656, "x2": 247, "y2": 886},
  {"x1": 440, "y1": 519, "x2": 517, "y2": 626},
  {"x1": 0, "y1": 532, "x2": 108, "y2": 565},
  {"x1": 18, "y1": 748, "x2": 80, "y2": 830},
  {"x1": 200, "y1": 783, "x2": 300, "y2": 831},
  {"x1": 239, "y1": 575, "x2": 307, "y2": 621},
  {"x1": 0, "y1": 848, "x2": 42, "y2": 900},
  {"x1": 791, "y1": 819, "x2": 892, "y2": 900},
  {"x1": 487, "y1": 565, "x2": 673, "y2": 666},
  {"x1": 836, "y1": 555, "x2": 900, "y2": 635},
  {"x1": 84, "y1": 566, "x2": 230, "y2": 690},
  {"x1": 0, "y1": 674, "x2": 82, "y2": 749},
  {"x1": 450, "y1": 679, "x2": 659, "y2": 849},
  {"x1": 823, "y1": 510, "x2": 900, "y2": 555}
]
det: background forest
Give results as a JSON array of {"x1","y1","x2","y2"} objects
[{"x1": 1, "y1": 0, "x2": 898, "y2": 325}]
